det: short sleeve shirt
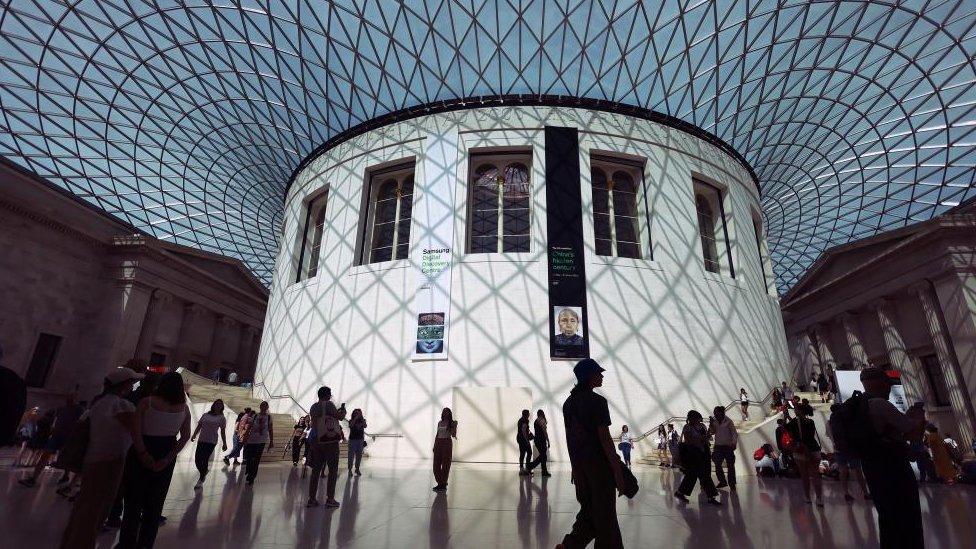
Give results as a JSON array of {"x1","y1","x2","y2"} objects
[
  {"x1": 86, "y1": 394, "x2": 136, "y2": 464},
  {"x1": 563, "y1": 386, "x2": 611, "y2": 462},
  {"x1": 517, "y1": 417, "x2": 530, "y2": 443},
  {"x1": 196, "y1": 413, "x2": 226, "y2": 444}
]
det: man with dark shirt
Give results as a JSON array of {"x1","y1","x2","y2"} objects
[
  {"x1": 307, "y1": 386, "x2": 345, "y2": 508},
  {"x1": 517, "y1": 409, "x2": 533, "y2": 475},
  {"x1": 19, "y1": 393, "x2": 84, "y2": 487},
  {"x1": 557, "y1": 359, "x2": 625, "y2": 549},
  {"x1": 0, "y1": 343, "x2": 27, "y2": 447},
  {"x1": 858, "y1": 367, "x2": 926, "y2": 548}
]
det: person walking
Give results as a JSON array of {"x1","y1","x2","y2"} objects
[
  {"x1": 224, "y1": 407, "x2": 252, "y2": 466},
  {"x1": 526, "y1": 410, "x2": 550, "y2": 476},
  {"x1": 655, "y1": 425, "x2": 668, "y2": 466},
  {"x1": 19, "y1": 394, "x2": 84, "y2": 487},
  {"x1": 291, "y1": 415, "x2": 309, "y2": 466},
  {"x1": 58, "y1": 367, "x2": 143, "y2": 549},
  {"x1": 666, "y1": 423, "x2": 680, "y2": 468},
  {"x1": 926, "y1": 424, "x2": 957, "y2": 484},
  {"x1": 347, "y1": 409, "x2": 367, "y2": 476},
  {"x1": 856, "y1": 367, "x2": 926, "y2": 548},
  {"x1": 786, "y1": 404, "x2": 824, "y2": 506},
  {"x1": 307, "y1": 386, "x2": 345, "y2": 507},
  {"x1": 242, "y1": 401, "x2": 274, "y2": 485},
  {"x1": 739, "y1": 388, "x2": 750, "y2": 420},
  {"x1": 674, "y1": 410, "x2": 720, "y2": 505},
  {"x1": 117, "y1": 372, "x2": 191, "y2": 549},
  {"x1": 710, "y1": 406, "x2": 738, "y2": 491},
  {"x1": 781, "y1": 381, "x2": 794, "y2": 403},
  {"x1": 618, "y1": 425, "x2": 635, "y2": 467},
  {"x1": 817, "y1": 372, "x2": 831, "y2": 403},
  {"x1": 189, "y1": 399, "x2": 227, "y2": 489},
  {"x1": 432, "y1": 408, "x2": 457, "y2": 492},
  {"x1": 517, "y1": 409, "x2": 533, "y2": 475},
  {"x1": 556, "y1": 359, "x2": 626, "y2": 549}
]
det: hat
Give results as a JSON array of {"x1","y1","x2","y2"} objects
[
  {"x1": 573, "y1": 358, "x2": 605, "y2": 381},
  {"x1": 859, "y1": 367, "x2": 893, "y2": 384},
  {"x1": 105, "y1": 367, "x2": 144, "y2": 386}
]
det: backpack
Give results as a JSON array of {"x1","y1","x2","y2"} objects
[
  {"x1": 829, "y1": 391, "x2": 877, "y2": 458},
  {"x1": 778, "y1": 429, "x2": 794, "y2": 450},
  {"x1": 753, "y1": 447, "x2": 765, "y2": 460}
]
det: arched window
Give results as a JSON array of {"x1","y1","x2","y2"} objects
[
  {"x1": 364, "y1": 164, "x2": 415, "y2": 264},
  {"x1": 468, "y1": 153, "x2": 532, "y2": 253},
  {"x1": 295, "y1": 189, "x2": 329, "y2": 282},
  {"x1": 590, "y1": 159, "x2": 644, "y2": 259},
  {"x1": 696, "y1": 192, "x2": 720, "y2": 273}
]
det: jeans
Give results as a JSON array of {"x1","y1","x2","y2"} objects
[
  {"x1": 620, "y1": 442, "x2": 632, "y2": 465},
  {"x1": 433, "y1": 438, "x2": 452, "y2": 487},
  {"x1": 712, "y1": 444, "x2": 736, "y2": 486},
  {"x1": 226, "y1": 433, "x2": 243, "y2": 460},
  {"x1": 194, "y1": 442, "x2": 216, "y2": 477},
  {"x1": 308, "y1": 441, "x2": 340, "y2": 501},
  {"x1": 243, "y1": 443, "x2": 266, "y2": 482},
  {"x1": 528, "y1": 444, "x2": 549, "y2": 474},
  {"x1": 291, "y1": 436, "x2": 304, "y2": 464},
  {"x1": 117, "y1": 435, "x2": 177, "y2": 549},
  {"x1": 561, "y1": 458, "x2": 622, "y2": 549},
  {"x1": 518, "y1": 440, "x2": 532, "y2": 470},
  {"x1": 348, "y1": 439, "x2": 364, "y2": 472}
]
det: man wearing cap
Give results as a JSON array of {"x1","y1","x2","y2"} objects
[
  {"x1": 859, "y1": 366, "x2": 926, "y2": 549},
  {"x1": 557, "y1": 358, "x2": 625, "y2": 549}
]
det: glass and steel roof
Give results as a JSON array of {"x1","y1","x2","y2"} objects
[{"x1": 1, "y1": 1, "x2": 974, "y2": 291}]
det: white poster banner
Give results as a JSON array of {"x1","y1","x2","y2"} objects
[
  {"x1": 411, "y1": 131, "x2": 459, "y2": 361},
  {"x1": 835, "y1": 370, "x2": 909, "y2": 413}
]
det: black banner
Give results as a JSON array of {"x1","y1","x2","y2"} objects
[{"x1": 545, "y1": 126, "x2": 589, "y2": 359}]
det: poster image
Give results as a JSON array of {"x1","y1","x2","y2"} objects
[
  {"x1": 553, "y1": 306, "x2": 584, "y2": 346},
  {"x1": 418, "y1": 312, "x2": 445, "y2": 326},
  {"x1": 416, "y1": 340, "x2": 444, "y2": 354}
]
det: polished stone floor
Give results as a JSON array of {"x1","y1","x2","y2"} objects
[{"x1": 1, "y1": 456, "x2": 974, "y2": 548}]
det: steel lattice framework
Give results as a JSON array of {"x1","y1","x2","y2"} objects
[{"x1": 1, "y1": 1, "x2": 974, "y2": 292}]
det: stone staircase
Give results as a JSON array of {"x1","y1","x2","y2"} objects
[
  {"x1": 635, "y1": 390, "x2": 834, "y2": 467},
  {"x1": 179, "y1": 369, "x2": 320, "y2": 463}
]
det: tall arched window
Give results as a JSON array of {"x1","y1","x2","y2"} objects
[
  {"x1": 591, "y1": 165, "x2": 642, "y2": 258},
  {"x1": 590, "y1": 156, "x2": 646, "y2": 259},
  {"x1": 693, "y1": 179, "x2": 733, "y2": 277},
  {"x1": 468, "y1": 153, "x2": 531, "y2": 253},
  {"x1": 363, "y1": 164, "x2": 414, "y2": 264}
]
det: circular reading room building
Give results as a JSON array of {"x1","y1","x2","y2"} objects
[{"x1": 256, "y1": 99, "x2": 789, "y2": 462}]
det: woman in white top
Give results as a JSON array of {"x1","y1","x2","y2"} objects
[
  {"x1": 241, "y1": 400, "x2": 274, "y2": 485},
  {"x1": 432, "y1": 408, "x2": 457, "y2": 492},
  {"x1": 117, "y1": 372, "x2": 191, "y2": 549},
  {"x1": 59, "y1": 367, "x2": 143, "y2": 549},
  {"x1": 619, "y1": 425, "x2": 635, "y2": 467},
  {"x1": 740, "y1": 388, "x2": 750, "y2": 420},
  {"x1": 189, "y1": 399, "x2": 227, "y2": 489}
]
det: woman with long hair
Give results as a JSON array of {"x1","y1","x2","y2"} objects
[
  {"x1": 347, "y1": 409, "x2": 367, "y2": 475},
  {"x1": 432, "y1": 408, "x2": 457, "y2": 492},
  {"x1": 787, "y1": 404, "x2": 824, "y2": 506},
  {"x1": 117, "y1": 371, "x2": 191, "y2": 548},
  {"x1": 739, "y1": 388, "x2": 750, "y2": 420},
  {"x1": 189, "y1": 399, "x2": 227, "y2": 489},
  {"x1": 673, "y1": 410, "x2": 720, "y2": 506},
  {"x1": 242, "y1": 401, "x2": 274, "y2": 485},
  {"x1": 619, "y1": 425, "x2": 635, "y2": 467}
]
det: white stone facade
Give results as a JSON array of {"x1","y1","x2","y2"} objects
[{"x1": 256, "y1": 106, "x2": 789, "y2": 462}]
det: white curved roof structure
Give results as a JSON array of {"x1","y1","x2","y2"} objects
[{"x1": 1, "y1": 1, "x2": 974, "y2": 291}]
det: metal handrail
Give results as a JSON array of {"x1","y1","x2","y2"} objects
[
  {"x1": 632, "y1": 377, "x2": 803, "y2": 444},
  {"x1": 251, "y1": 382, "x2": 402, "y2": 441}
]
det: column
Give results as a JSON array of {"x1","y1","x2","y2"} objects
[
  {"x1": 914, "y1": 282, "x2": 976, "y2": 453},
  {"x1": 872, "y1": 298, "x2": 929, "y2": 403},
  {"x1": 840, "y1": 312, "x2": 869, "y2": 367},
  {"x1": 235, "y1": 324, "x2": 256, "y2": 373},
  {"x1": 811, "y1": 324, "x2": 837, "y2": 371},
  {"x1": 104, "y1": 261, "x2": 154, "y2": 369},
  {"x1": 170, "y1": 302, "x2": 206, "y2": 369},
  {"x1": 134, "y1": 289, "x2": 172, "y2": 360},
  {"x1": 206, "y1": 315, "x2": 238, "y2": 373}
]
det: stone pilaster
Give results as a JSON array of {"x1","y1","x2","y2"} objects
[
  {"x1": 914, "y1": 281, "x2": 975, "y2": 453},
  {"x1": 871, "y1": 298, "x2": 928, "y2": 403},
  {"x1": 840, "y1": 312, "x2": 870, "y2": 367}
]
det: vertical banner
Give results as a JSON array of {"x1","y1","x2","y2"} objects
[
  {"x1": 545, "y1": 126, "x2": 590, "y2": 359},
  {"x1": 411, "y1": 131, "x2": 459, "y2": 361}
]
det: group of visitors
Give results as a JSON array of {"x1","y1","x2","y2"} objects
[{"x1": 517, "y1": 409, "x2": 552, "y2": 476}]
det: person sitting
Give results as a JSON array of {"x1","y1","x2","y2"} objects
[{"x1": 754, "y1": 444, "x2": 780, "y2": 477}]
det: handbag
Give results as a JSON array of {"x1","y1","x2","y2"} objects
[
  {"x1": 52, "y1": 416, "x2": 90, "y2": 473},
  {"x1": 617, "y1": 457, "x2": 639, "y2": 498}
]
